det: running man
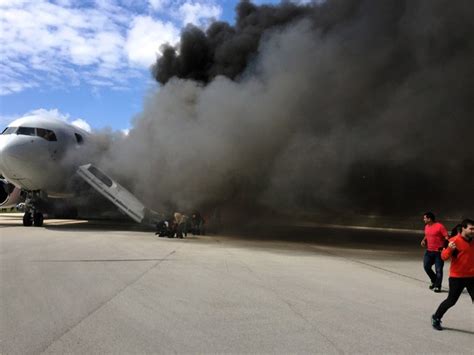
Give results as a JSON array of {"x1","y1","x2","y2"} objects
[{"x1": 432, "y1": 218, "x2": 474, "y2": 330}]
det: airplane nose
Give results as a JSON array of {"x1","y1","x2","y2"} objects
[
  {"x1": 0, "y1": 134, "x2": 52, "y2": 191},
  {"x1": 0, "y1": 135, "x2": 31, "y2": 176},
  {"x1": 0, "y1": 136, "x2": 11, "y2": 173},
  {"x1": 0, "y1": 135, "x2": 8, "y2": 154}
]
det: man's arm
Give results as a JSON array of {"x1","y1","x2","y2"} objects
[
  {"x1": 441, "y1": 241, "x2": 456, "y2": 261},
  {"x1": 420, "y1": 236, "x2": 427, "y2": 247}
]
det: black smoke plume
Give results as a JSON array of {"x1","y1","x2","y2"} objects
[
  {"x1": 103, "y1": 0, "x2": 474, "y2": 218},
  {"x1": 153, "y1": 1, "x2": 310, "y2": 84}
]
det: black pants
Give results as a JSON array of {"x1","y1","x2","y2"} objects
[{"x1": 434, "y1": 277, "x2": 474, "y2": 320}]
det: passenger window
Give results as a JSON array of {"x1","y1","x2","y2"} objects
[
  {"x1": 36, "y1": 128, "x2": 57, "y2": 141},
  {"x1": 16, "y1": 127, "x2": 36, "y2": 136},
  {"x1": 88, "y1": 166, "x2": 113, "y2": 187},
  {"x1": 75, "y1": 133, "x2": 84, "y2": 145}
]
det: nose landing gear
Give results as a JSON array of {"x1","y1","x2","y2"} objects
[
  {"x1": 22, "y1": 191, "x2": 44, "y2": 227},
  {"x1": 22, "y1": 211, "x2": 44, "y2": 227},
  {"x1": 22, "y1": 212, "x2": 32, "y2": 226}
]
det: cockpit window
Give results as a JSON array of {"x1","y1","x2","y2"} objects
[
  {"x1": 37, "y1": 128, "x2": 57, "y2": 141},
  {"x1": 1, "y1": 127, "x2": 18, "y2": 135},
  {"x1": 1, "y1": 126, "x2": 57, "y2": 141},
  {"x1": 16, "y1": 127, "x2": 36, "y2": 136}
]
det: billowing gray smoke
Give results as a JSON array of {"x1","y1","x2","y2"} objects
[{"x1": 101, "y1": 0, "x2": 474, "y2": 217}]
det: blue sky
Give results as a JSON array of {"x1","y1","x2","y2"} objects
[{"x1": 0, "y1": 0, "x2": 280, "y2": 133}]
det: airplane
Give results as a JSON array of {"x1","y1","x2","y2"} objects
[{"x1": 0, "y1": 114, "x2": 154, "y2": 226}]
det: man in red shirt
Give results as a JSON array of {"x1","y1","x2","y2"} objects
[
  {"x1": 431, "y1": 218, "x2": 474, "y2": 330},
  {"x1": 420, "y1": 212, "x2": 449, "y2": 292}
]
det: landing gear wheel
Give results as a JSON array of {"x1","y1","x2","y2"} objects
[
  {"x1": 23, "y1": 212, "x2": 33, "y2": 226},
  {"x1": 33, "y1": 212, "x2": 44, "y2": 227}
]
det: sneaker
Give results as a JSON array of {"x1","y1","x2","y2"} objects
[
  {"x1": 429, "y1": 283, "x2": 435, "y2": 290},
  {"x1": 433, "y1": 287, "x2": 442, "y2": 293},
  {"x1": 431, "y1": 315, "x2": 443, "y2": 330}
]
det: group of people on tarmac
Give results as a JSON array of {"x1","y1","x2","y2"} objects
[
  {"x1": 155, "y1": 212, "x2": 205, "y2": 238},
  {"x1": 420, "y1": 212, "x2": 474, "y2": 331}
]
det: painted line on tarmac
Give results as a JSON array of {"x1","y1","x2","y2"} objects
[{"x1": 40, "y1": 249, "x2": 177, "y2": 353}]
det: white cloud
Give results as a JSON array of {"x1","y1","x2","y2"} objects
[
  {"x1": 125, "y1": 16, "x2": 180, "y2": 67},
  {"x1": 148, "y1": 0, "x2": 170, "y2": 11},
  {"x1": 27, "y1": 108, "x2": 70, "y2": 121},
  {"x1": 0, "y1": 1, "x2": 134, "y2": 95},
  {"x1": 24, "y1": 108, "x2": 92, "y2": 132},
  {"x1": 0, "y1": 74, "x2": 38, "y2": 95},
  {"x1": 178, "y1": 1, "x2": 222, "y2": 26},
  {"x1": 71, "y1": 118, "x2": 92, "y2": 132},
  {"x1": 0, "y1": 0, "x2": 223, "y2": 96}
]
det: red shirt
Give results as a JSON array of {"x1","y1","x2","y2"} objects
[
  {"x1": 424, "y1": 222, "x2": 448, "y2": 251},
  {"x1": 441, "y1": 235, "x2": 474, "y2": 277}
]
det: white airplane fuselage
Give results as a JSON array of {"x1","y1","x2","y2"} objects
[
  {"x1": 0, "y1": 116, "x2": 91, "y2": 197},
  {"x1": 0, "y1": 115, "x2": 152, "y2": 226}
]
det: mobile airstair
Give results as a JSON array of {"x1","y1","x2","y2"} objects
[{"x1": 76, "y1": 164, "x2": 160, "y2": 224}]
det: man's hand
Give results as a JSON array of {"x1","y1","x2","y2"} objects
[
  {"x1": 421, "y1": 239, "x2": 426, "y2": 247},
  {"x1": 448, "y1": 241, "x2": 456, "y2": 249}
]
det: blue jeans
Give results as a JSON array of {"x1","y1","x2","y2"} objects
[{"x1": 423, "y1": 251, "x2": 444, "y2": 288}]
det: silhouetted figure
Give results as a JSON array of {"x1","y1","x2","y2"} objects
[
  {"x1": 190, "y1": 212, "x2": 205, "y2": 235},
  {"x1": 155, "y1": 219, "x2": 172, "y2": 238}
]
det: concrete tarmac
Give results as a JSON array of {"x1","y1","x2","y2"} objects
[{"x1": 1, "y1": 214, "x2": 473, "y2": 354}]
